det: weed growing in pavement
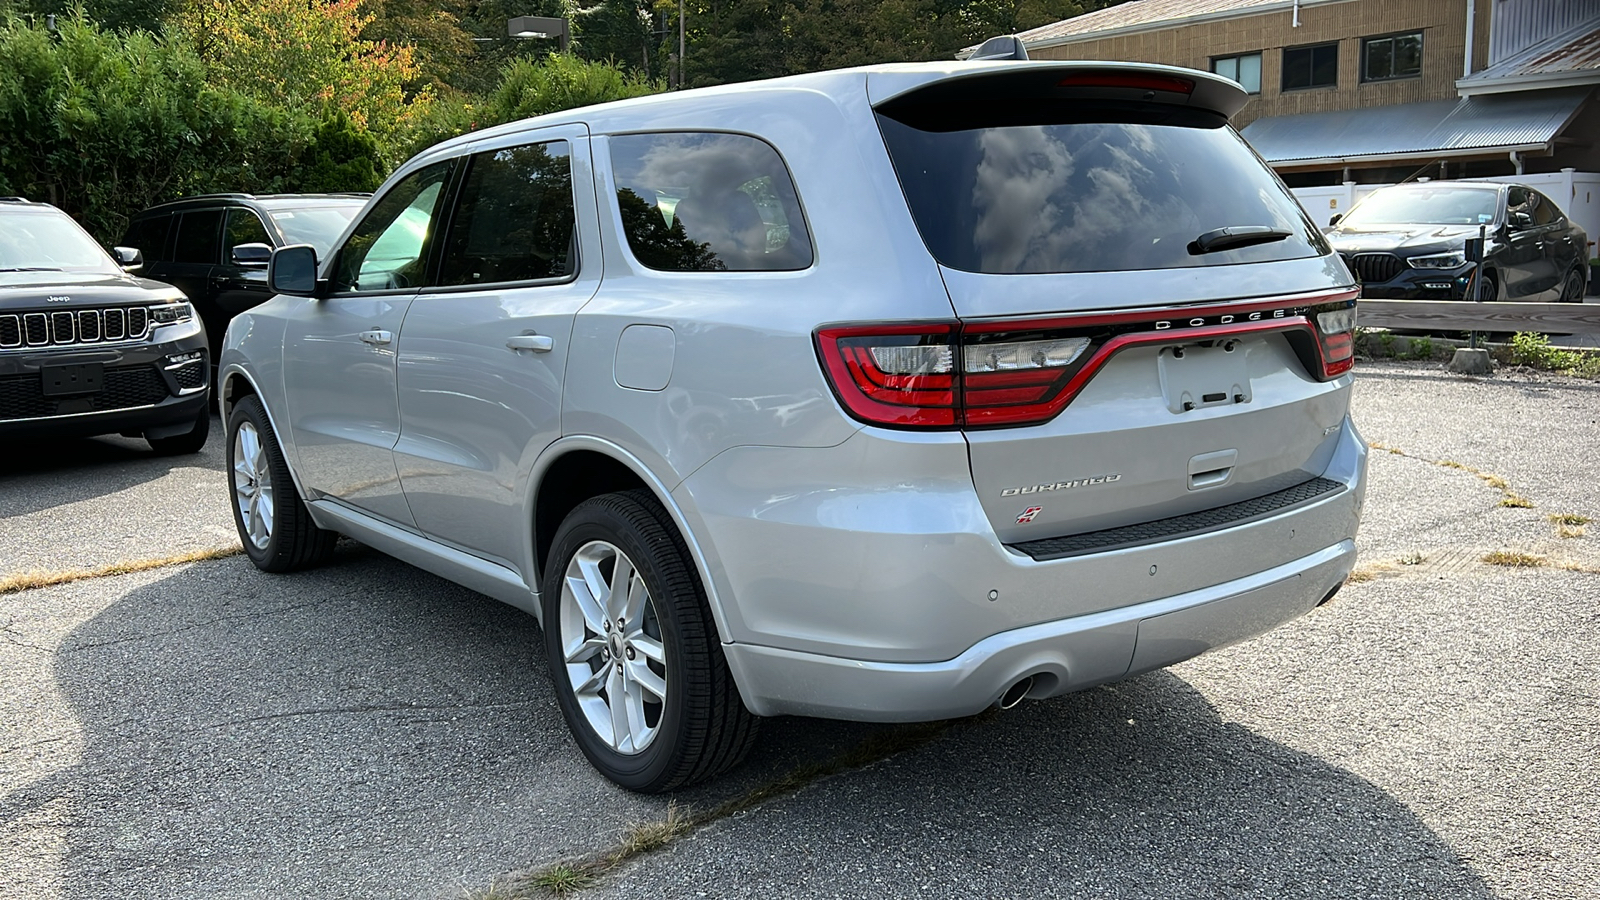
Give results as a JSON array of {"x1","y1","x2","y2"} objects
[
  {"x1": 475, "y1": 719, "x2": 965, "y2": 898},
  {"x1": 1409, "y1": 336, "x2": 1435, "y2": 360},
  {"x1": 1507, "y1": 333, "x2": 1600, "y2": 379},
  {"x1": 0, "y1": 545, "x2": 243, "y2": 595},
  {"x1": 1482, "y1": 550, "x2": 1547, "y2": 567},
  {"x1": 1499, "y1": 494, "x2": 1535, "y2": 508},
  {"x1": 1399, "y1": 551, "x2": 1426, "y2": 566},
  {"x1": 1549, "y1": 513, "x2": 1592, "y2": 526},
  {"x1": 1558, "y1": 524, "x2": 1587, "y2": 539},
  {"x1": 1366, "y1": 443, "x2": 1532, "y2": 510}
]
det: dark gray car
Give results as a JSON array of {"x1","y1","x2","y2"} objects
[
  {"x1": 1325, "y1": 181, "x2": 1589, "y2": 302},
  {"x1": 120, "y1": 193, "x2": 369, "y2": 374},
  {"x1": 0, "y1": 198, "x2": 210, "y2": 452}
]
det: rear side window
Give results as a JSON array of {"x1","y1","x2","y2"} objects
[
  {"x1": 439, "y1": 140, "x2": 576, "y2": 285},
  {"x1": 224, "y1": 208, "x2": 273, "y2": 258},
  {"x1": 123, "y1": 214, "x2": 172, "y2": 263},
  {"x1": 876, "y1": 106, "x2": 1327, "y2": 275},
  {"x1": 173, "y1": 210, "x2": 222, "y2": 264},
  {"x1": 608, "y1": 132, "x2": 813, "y2": 272}
]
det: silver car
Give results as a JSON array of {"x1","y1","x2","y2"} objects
[{"x1": 220, "y1": 60, "x2": 1367, "y2": 792}]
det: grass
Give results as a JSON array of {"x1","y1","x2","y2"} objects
[
  {"x1": 1367, "y1": 442, "x2": 1533, "y2": 510},
  {"x1": 473, "y1": 720, "x2": 962, "y2": 898},
  {"x1": 1481, "y1": 550, "x2": 1547, "y2": 568},
  {"x1": 1499, "y1": 494, "x2": 1535, "y2": 509},
  {"x1": 0, "y1": 545, "x2": 243, "y2": 595},
  {"x1": 1507, "y1": 332, "x2": 1600, "y2": 379},
  {"x1": 1549, "y1": 513, "x2": 1592, "y2": 526},
  {"x1": 1398, "y1": 551, "x2": 1426, "y2": 566}
]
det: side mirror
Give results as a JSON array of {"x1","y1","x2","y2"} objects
[
  {"x1": 231, "y1": 242, "x2": 272, "y2": 267},
  {"x1": 1328, "y1": 213, "x2": 1343, "y2": 227},
  {"x1": 268, "y1": 244, "x2": 320, "y2": 296},
  {"x1": 111, "y1": 246, "x2": 144, "y2": 272}
]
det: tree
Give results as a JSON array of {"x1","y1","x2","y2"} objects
[{"x1": 170, "y1": 0, "x2": 428, "y2": 156}]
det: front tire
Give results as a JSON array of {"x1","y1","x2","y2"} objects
[
  {"x1": 542, "y1": 490, "x2": 758, "y2": 792},
  {"x1": 226, "y1": 395, "x2": 337, "y2": 572}
]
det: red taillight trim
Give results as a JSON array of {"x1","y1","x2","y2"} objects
[
  {"x1": 815, "y1": 290, "x2": 1358, "y2": 430},
  {"x1": 1056, "y1": 72, "x2": 1196, "y2": 95}
]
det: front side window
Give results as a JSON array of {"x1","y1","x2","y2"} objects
[
  {"x1": 1283, "y1": 42, "x2": 1339, "y2": 91},
  {"x1": 332, "y1": 161, "x2": 453, "y2": 293},
  {"x1": 608, "y1": 132, "x2": 813, "y2": 272},
  {"x1": 224, "y1": 209, "x2": 272, "y2": 260},
  {"x1": 438, "y1": 141, "x2": 576, "y2": 285},
  {"x1": 1212, "y1": 53, "x2": 1262, "y2": 94},
  {"x1": 173, "y1": 209, "x2": 222, "y2": 264},
  {"x1": 1362, "y1": 32, "x2": 1422, "y2": 82}
]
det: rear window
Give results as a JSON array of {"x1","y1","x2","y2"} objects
[{"x1": 876, "y1": 105, "x2": 1327, "y2": 274}]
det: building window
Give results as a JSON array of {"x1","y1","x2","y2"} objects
[
  {"x1": 1282, "y1": 42, "x2": 1338, "y2": 91},
  {"x1": 1362, "y1": 32, "x2": 1423, "y2": 82},
  {"x1": 1211, "y1": 52, "x2": 1262, "y2": 94}
]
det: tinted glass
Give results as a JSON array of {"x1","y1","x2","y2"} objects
[
  {"x1": 1284, "y1": 43, "x2": 1338, "y2": 90},
  {"x1": 609, "y1": 132, "x2": 813, "y2": 272},
  {"x1": 123, "y1": 215, "x2": 172, "y2": 263},
  {"x1": 876, "y1": 110, "x2": 1325, "y2": 274},
  {"x1": 224, "y1": 209, "x2": 272, "y2": 258},
  {"x1": 1531, "y1": 191, "x2": 1557, "y2": 226},
  {"x1": 1364, "y1": 33, "x2": 1422, "y2": 80},
  {"x1": 0, "y1": 209, "x2": 118, "y2": 273},
  {"x1": 332, "y1": 162, "x2": 453, "y2": 293},
  {"x1": 269, "y1": 206, "x2": 360, "y2": 255},
  {"x1": 173, "y1": 209, "x2": 222, "y2": 264},
  {"x1": 439, "y1": 141, "x2": 575, "y2": 285},
  {"x1": 1342, "y1": 188, "x2": 1498, "y2": 227}
]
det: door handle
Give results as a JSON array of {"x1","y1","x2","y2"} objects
[
  {"x1": 359, "y1": 329, "x2": 393, "y2": 345},
  {"x1": 506, "y1": 334, "x2": 554, "y2": 352}
]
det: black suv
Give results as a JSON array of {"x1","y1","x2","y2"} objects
[
  {"x1": 121, "y1": 193, "x2": 370, "y2": 367},
  {"x1": 1326, "y1": 181, "x2": 1589, "y2": 302},
  {"x1": 1, "y1": 198, "x2": 210, "y2": 452}
]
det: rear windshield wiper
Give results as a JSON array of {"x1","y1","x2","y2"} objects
[
  {"x1": 1188, "y1": 226, "x2": 1293, "y2": 255},
  {"x1": 0, "y1": 266, "x2": 65, "y2": 272}
]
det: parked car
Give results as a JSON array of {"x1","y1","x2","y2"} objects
[
  {"x1": 120, "y1": 193, "x2": 370, "y2": 374},
  {"x1": 220, "y1": 60, "x2": 1368, "y2": 791},
  {"x1": 0, "y1": 197, "x2": 209, "y2": 452},
  {"x1": 1325, "y1": 181, "x2": 1589, "y2": 302}
]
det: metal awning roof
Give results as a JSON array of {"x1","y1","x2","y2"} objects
[{"x1": 1239, "y1": 88, "x2": 1591, "y2": 167}]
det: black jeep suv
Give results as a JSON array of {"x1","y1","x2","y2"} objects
[
  {"x1": 1, "y1": 198, "x2": 210, "y2": 453},
  {"x1": 120, "y1": 193, "x2": 370, "y2": 372}
]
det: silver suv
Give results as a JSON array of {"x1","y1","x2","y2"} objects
[{"x1": 221, "y1": 61, "x2": 1367, "y2": 792}]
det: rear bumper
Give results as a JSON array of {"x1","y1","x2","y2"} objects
[{"x1": 724, "y1": 539, "x2": 1353, "y2": 720}]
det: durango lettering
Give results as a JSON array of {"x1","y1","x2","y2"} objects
[{"x1": 1001, "y1": 474, "x2": 1122, "y2": 497}]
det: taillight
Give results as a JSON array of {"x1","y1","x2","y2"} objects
[
  {"x1": 817, "y1": 290, "x2": 1358, "y2": 430},
  {"x1": 816, "y1": 324, "x2": 958, "y2": 428},
  {"x1": 1056, "y1": 72, "x2": 1196, "y2": 95},
  {"x1": 1314, "y1": 303, "x2": 1357, "y2": 378}
]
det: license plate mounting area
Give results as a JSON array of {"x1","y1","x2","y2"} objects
[{"x1": 1156, "y1": 341, "x2": 1250, "y2": 414}]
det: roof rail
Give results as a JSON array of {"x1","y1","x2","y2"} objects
[
  {"x1": 0, "y1": 196, "x2": 35, "y2": 203},
  {"x1": 970, "y1": 35, "x2": 1029, "y2": 61}
]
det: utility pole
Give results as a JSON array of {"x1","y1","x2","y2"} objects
[{"x1": 678, "y1": 0, "x2": 686, "y2": 89}]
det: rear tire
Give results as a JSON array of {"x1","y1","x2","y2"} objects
[
  {"x1": 226, "y1": 395, "x2": 337, "y2": 572},
  {"x1": 146, "y1": 405, "x2": 210, "y2": 455},
  {"x1": 1560, "y1": 267, "x2": 1586, "y2": 303},
  {"x1": 542, "y1": 490, "x2": 758, "y2": 792}
]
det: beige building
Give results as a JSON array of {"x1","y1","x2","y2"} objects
[{"x1": 994, "y1": 0, "x2": 1600, "y2": 186}]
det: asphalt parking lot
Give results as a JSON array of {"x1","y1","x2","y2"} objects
[{"x1": 2, "y1": 359, "x2": 1597, "y2": 900}]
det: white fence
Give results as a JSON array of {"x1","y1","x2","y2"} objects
[{"x1": 1290, "y1": 169, "x2": 1600, "y2": 260}]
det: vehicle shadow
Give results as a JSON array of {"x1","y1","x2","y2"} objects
[
  {"x1": 0, "y1": 415, "x2": 225, "y2": 519},
  {"x1": 29, "y1": 543, "x2": 1487, "y2": 899}
]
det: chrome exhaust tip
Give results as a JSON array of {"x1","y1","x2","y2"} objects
[{"x1": 998, "y1": 676, "x2": 1035, "y2": 710}]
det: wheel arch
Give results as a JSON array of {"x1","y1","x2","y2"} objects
[
  {"x1": 218, "y1": 365, "x2": 315, "y2": 502},
  {"x1": 529, "y1": 437, "x2": 732, "y2": 642}
]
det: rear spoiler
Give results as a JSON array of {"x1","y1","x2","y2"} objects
[{"x1": 867, "y1": 60, "x2": 1252, "y2": 121}]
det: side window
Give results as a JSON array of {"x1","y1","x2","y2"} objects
[
  {"x1": 1506, "y1": 187, "x2": 1532, "y2": 228},
  {"x1": 172, "y1": 210, "x2": 222, "y2": 264},
  {"x1": 123, "y1": 215, "x2": 172, "y2": 263},
  {"x1": 608, "y1": 132, "x2": 814, "y2": 272},
  {"x1": 332, "y1": 161, "x2": 453, "y2": 293},
  {"x1": 1530, "y1": 192, "x2": 1557, "y2": 227},
  {"x1": 438, "y1": 141, "x2": 576, "y2": 285},
  {"x1": 224, "y1": 208, "x2": 273, "y2": 261}
]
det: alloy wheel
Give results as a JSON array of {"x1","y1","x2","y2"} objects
[
  {"x1": 558, "y1": 540, "x2": 668, "y2": 754},
  {"x1": 232, "y1": 421, "x2": 275, "y2": 550}
]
